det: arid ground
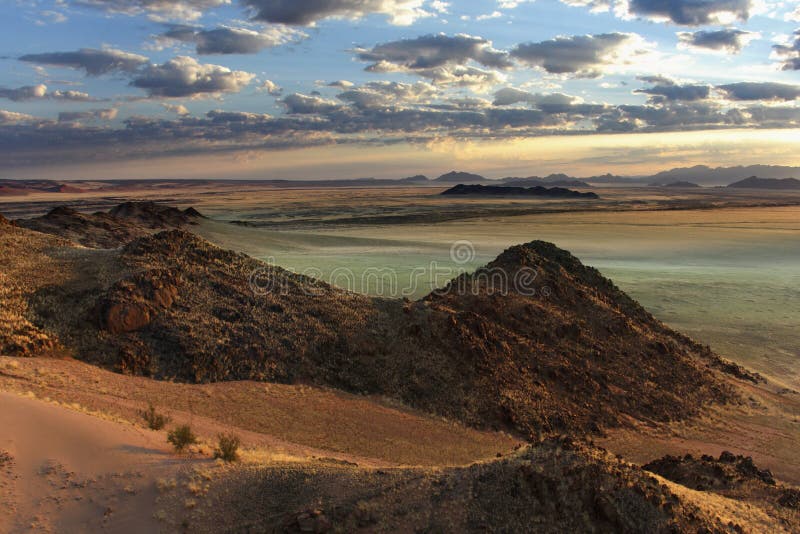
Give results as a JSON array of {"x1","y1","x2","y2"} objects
[{"x1": 1, "y1": 184, "x2": 799, "y2": 532}]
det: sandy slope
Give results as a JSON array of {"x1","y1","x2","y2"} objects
[{"x1": 0, "y1": 391, "x2": 205, "y2": 533}]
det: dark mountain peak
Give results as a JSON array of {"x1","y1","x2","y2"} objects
[{"x1": 435, "y1": 171, "x2": 487, "y2": 183}]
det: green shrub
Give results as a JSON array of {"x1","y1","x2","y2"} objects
[
  {"x1": 141, "y1": 403, "x2": 170, "y2": 430},
  {"x1": 167, "y1": 425, "x2": 198, "y2": 452},
  {"x1": 213, "y1": 433, "x2": 241, "y2": 462}
]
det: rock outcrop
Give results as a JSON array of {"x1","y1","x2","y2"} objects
[
  {"x1": 16, "y1": 202, "x2": 203, "y2": 248},
  {"x1": 13, "y1": 227, "x2": 747, "y2": 438}
]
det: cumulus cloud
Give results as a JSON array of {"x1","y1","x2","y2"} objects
[
  {"x1": 19, "y1": 48, "x2": 148, "y2": 76},
  {"x1": 58, "y1": 108, "x2": 119, "y2": 122},
  {"x1": 0, "y1": 84, "x2": 100, "y2": 102},
  {"x1": 634, "y1": 76, "x2": 710, "y2": 103},
  {"x1": 0, "y1": 84, "x2": 48, "y2": 102},
  {"x1": 773, "y1": 31, "x2": 800, "y2": 71},
  {"x1": 510, "y1": 33, "x2": 642, "y2": 78},
  {"x1": 131, "y1": 56, "x2": 255, "y2": 97},
  {"x1": 625, "y1": 0, "x2": 751, "y2": 25},
  {"x1": 156, "y1": 24, "x2": 305, "y2": 54},
  {"x1": 717, "y1": 82, "x2": 800, "y2": 101},
  {"x1": 337, "y1": 81, "x2": 437, "y2": 108},
  {"x1": 355, "y1": 33, "x2": 511, "y2": 88},
  {"x1": 73, "y1": 0, "x2": 228, "y2": 21},
  {"x1": 0, "y1": 110, "x2": 37, "y2": 124},
  {"x1": 241, "y1": 0, "x2": 430, "y2": 26},
  {"x1": 492, "y1": 87, "x2": 579, "y2": 109},
  {"x1": 281, "y1": 92, "x2": 341, "y2": 113},
  {"x1": 677, "y1": 28, "x2": 757, "y2": 53},
  {"x1": 259, "y1": 80, "x2": 282, "y2": 95},
  {"x1": 4, "y1": 85, "x2": 800, "y2": 168},
  {"x1": 19, "y1": 47, "x2": 149, "y2": 76},
  {"x1": 162, "y1": 102, "x2": 190, "y2": 115}
]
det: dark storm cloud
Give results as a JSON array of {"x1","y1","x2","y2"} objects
[
  {"x1": 510, "y1": 33, "x2": 638, "y2": 78},
  {"x1": 716, "y1": 82, "x2": 800, "y2": 101},
  {"x1": 634, "y1": 77, "x2": 710, "y2": 103},
  {"x1": 157, "y1": 25, "x2": 304, "y2": 54},
  {"x1": 131, "y1": 56, "x2": 255, "y2": 97},
  {"x1": 627, "y1": 0, "x2": 751, "y2": 25},
  {"x1": 773, "y1": 31, "x2": 800, "y2": 71},
  {"x1": 19, "y1": 48, "x2": 149, "y2": 76},
  {"x1": 677, "y1": 28, "x2": 756, "y2": 53},
  {"x1": 241, "y1": 0, "x2": 428, "y2": 26}
]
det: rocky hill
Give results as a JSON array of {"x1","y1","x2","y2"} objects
[
  {"x1": 16, "y1": 202, "x2": 203, "y2": 248},
  {"x1": 0, "y1": 212, "x2": 755, "y2": 439},
  {"x1": 199, "y1": 437, "x2": 759, "y2": 533},
  {"x1": 728, "y1": 176, "x2": 800, "y2": 190},
  {"x1": 441, "y1": 184, "x2": 599, "y2": 199}
]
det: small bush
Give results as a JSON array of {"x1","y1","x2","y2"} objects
[
  {"x1": 141, "y1": 404, "x2": 170, "y2": 430},
  {"x1": 167, "y1": 425, "x2": 198, "y2": 452},
  {"x1": 213, "y1": 433, "x2": 241, "y2": 462}
]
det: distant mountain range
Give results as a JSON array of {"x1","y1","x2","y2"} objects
[
  {"x1": 2, "y1": 165, "x2": 800, "y2": 195},
  {"x1": 647, "y1": 165, "x2": 800, "y2": 186}
]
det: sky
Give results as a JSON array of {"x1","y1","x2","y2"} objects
[{"x1": 1, "y1": 0, "x2": 800, "y2": 179}]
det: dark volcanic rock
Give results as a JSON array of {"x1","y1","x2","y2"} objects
[{"x1": 441, "y1": 183, "x2": 599, "y2": 199}]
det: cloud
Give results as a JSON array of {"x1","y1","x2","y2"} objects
[
  {"x1": 162, "y1": 102, "x2": 190, "y2": 115},
  {"x1": 281, "y1": 92, "x2": 341, "y2": 113},
  {"x1": 634, "y1": 76, "x2": 710, "y2": 103},
  {"x1": 73, "y1": 0, "x2": 229, "y2": 21},
  {"x1": 58, "y1": 108, "x2": 119, "y2": 122},
  {"x1": 773, "y1": 31, "x2": 800, "y2": 71},
  {"x1": 259, "y1": 80, "x2": 282, "y2": 95},
  {"x1": 241, "y1": 0, "x2": 430, "y2": 26},
  {"x1": 492, "y1": 87, "x2": 580, "y2": 110},
  {"x1": 156, "y1": 25, "x2": 305, "y2": 54},
  {"x1": 3, "y1": 92, "x2": 800, "y2": 169},
  {"x1": 717, "y1": 82, "x2": 800, "y2": 101},
  {"x1": 510, "y1": 33, "x2": 642, "y2": 78},
  {"x1": 0, "y1": 110, "x2": 37, "y2": 124},
  {"x1": 131, "y1": 56, "x2": 255, "y2": 97},
  {"x1": 625, "y1": 0, "x2": 752, "y2": 25},
  {"x1": 677, "y1": 28, "x2": 757, "y2": 53},
  {"x1": 0, "y1": 84, "x2": 48, "y2": 102},
  {"x1": 0, "y1": 84, "x2": 101, "y2": 102},
  {"x1": 337, "y1": 81, "x2": 438, "y2": 108},
  {"x1": 355, "y1": 33, "x2": 511, "y2": 88},
  {"x1": 19, "y1": 48, "x2": 149, "y2": 76}
]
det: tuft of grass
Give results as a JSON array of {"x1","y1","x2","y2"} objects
[
  {"x1": 141, "y1": 403, "x2": 170, "y2": 431},
  {"x1": 213, "y1": 433, "x2": 241, "y2": 462},
  {"x1": 167, "y1": 424, "x2": 198, "y2": 452}
]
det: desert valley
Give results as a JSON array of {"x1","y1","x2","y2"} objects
[{"x1": 1, "y1": 170, "x2": 799, "y2": 532}]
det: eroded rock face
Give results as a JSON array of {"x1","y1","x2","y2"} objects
[{"x1": 97, "y1": 269, "x2": 181, "y2": 334}]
